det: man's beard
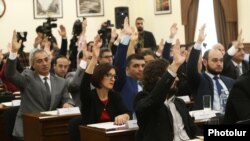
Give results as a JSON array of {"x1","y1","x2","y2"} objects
[
  {"x1": 137, "y1": 27, "x2": 143, "y2": 32},
  {"x1": 207, "y1": 65, "x2": 221, "y2": 75}
]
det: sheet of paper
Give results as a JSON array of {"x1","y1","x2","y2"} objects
[
  {"x1": 189, "y1": 110, "x2": 220, "y2": 120},
  {"x1": 87, "y1": 122, "x2": 126, "y2": 130},
  {"x1": 57, "y1": 107, "x2": 80, "y2": 115},
  {"x1": 40, "y1": 110, "x2": 58, "y2": 115},
  {"x1": 1, "y1": 102, "x2": 12, "y2": 107}
]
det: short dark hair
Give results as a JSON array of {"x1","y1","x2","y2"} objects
[
  {"x1": 99, "y1": 48, "x2": 112, "y2": 57},
  {"x1": 140, "y1": 50, "x2": 157, "y2": 59},
  {"x1": 54, "y1": 55, "x2": 68, "y2": 65},
  {"x1": 91, "y1": 63, "x2": 117, "y2": 88},
  {"x1": 136, "y1": 17, "x2": 144, "y2": 21},
  {"x1": 126, "y1": 54, "x2": 144, "y2": 67},
  {"x1": 203, "y1": 49, "x2": 210, "y2": 61},
  {"x1": 142, "y1": 59, "x2": 169, "y2": 92},
  {"x1": 36, "y1": 25, "x2": 43, "y2": 33}
]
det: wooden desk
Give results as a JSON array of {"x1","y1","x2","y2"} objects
[
  {"x1": 23, "y1": 113, "x2": 81, "y2": 141},
  {"x1": 80, "y1": 126, "x2": 137, "y2": 141},
  {"x1": 0, "y1": 106, "x2": 12, "y2": 141}
]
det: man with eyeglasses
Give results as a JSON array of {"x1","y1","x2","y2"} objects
[{"x1": 98, "y1": 48, "x2": 113, "y2": 65}]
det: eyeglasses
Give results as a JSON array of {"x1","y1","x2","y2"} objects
[
  {"x1": 105, "y1": 73, "x2": 118, "y2": 80},
  {"x1": 101, "y1": 55, "x2": 113, "y2": 59}
]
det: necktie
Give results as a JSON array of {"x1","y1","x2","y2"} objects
[
  {"x1": 213, "y1": 76, "x2": 223, "y2": 96},
  {"x1": 235, "y1": 65, "x2": 241, "y2": 78},
  {"x1": 44, "y1": 77, "x2": 51, "y2": 109}
]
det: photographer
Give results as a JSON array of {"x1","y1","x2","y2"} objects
[
  {"x1": 69, "y1": 17, "x2": 87, "y2": 71},
  {"x1": 98, "y1": 20, "x2": 114, "y2": 48}
]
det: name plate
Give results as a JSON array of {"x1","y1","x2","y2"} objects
[
  {"x1": 190, "y1": 110, "x2": 217, "y2": 120},
  {"x1": 12, "y1": 100, "x2": 21, "y2": 106},
  {"x1": 57, "y1": 107, "x2": 80, "y2": 115},
  {"x1": 125, "y1": 120, "x2": 138, "y2": 129}
]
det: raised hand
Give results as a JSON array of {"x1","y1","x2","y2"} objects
[
  {"x1": 197, "y1": 24, "x2": 206, "y2": 44},
  {"x1": 172, "y1": 39, "x2": 186, "y2": 66},
  {"x1": 92, "y1": 35, "x2": 102, "y2": 58},
  {"x1": 110, "y1": 28, "x2": 118, "y2": 40},
  {"x1": 158, "y1": 38, "x2": 164, "y2": 52},
  {"x1": 232, "y1": 29, "x2": 244, "y2": 48},
  {"x1": 170, "y1": 23, "x2": 178, "y2": 38},
  {"x1": 58, "y1": 24, "x2": 67, "y2": 38},
  {"x1": 122, "y1": 17, "x2": 133, "y2": 36},
  {"x1": 130, "y1": 27, "x2": 138, "y2": 43},
  {"x1": 81, "y1": 18, "x2": 87, "y2": 35},
  {"x1": 11, "y1": 30, "x2": 22, "y2": 53}
]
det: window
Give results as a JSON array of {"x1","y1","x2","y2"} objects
[{"x1": 195, "y1": 0, "x2": 217, "y2": 52}]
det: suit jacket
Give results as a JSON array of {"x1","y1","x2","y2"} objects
[
  {"x1": 224, "y1": 70, "x2": 250, "y2": 124},
  {"x1": 5, "y1": 58, "x2": 74, "y2": 138},
  {"x1": 114, "y1": 43, "x2": 139, "y2": 113},
  {"x1": 66, "y1": 67, "x2": 85, "y2": 107},
  {"x1": 139, "y1": 30, "x2": 157, "y2": 51},
  {"x1": 222, "y1": 52, "x2": 249, "y2": 79},
  {"x1": 187, "y1": 48, "x2": 235, "y2": 110},
  {"x1": 134, "y1": 72, "x2": 200, "y2": 141}
]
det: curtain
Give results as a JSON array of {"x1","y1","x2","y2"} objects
[
  {"x1": 213, "y1": 0, "x2": 238, "y2": 50},
  {"x1": 181, "y1": 0, "x2": 199, "y2": 44}
]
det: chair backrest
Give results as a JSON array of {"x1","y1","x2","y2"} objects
[{"x1": 3, "y1": 106, "x2": 20, "y2": 137}]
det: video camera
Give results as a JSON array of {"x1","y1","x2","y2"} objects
[
  {"x1": 42, "y1": 17, "x2": 57, "y2": 37},
  {"x1": 98, "y1": 20, "x2": 114, "y2": 47}
]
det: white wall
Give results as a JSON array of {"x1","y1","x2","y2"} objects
[
  {"x1": 238, "y1": 0, "x2": 250, "y2": 42},
  {"x1": 0, "y1": 0, "x2": 184, "y2": 53},
  {"x1": 0, "y1": 0, "x2": 249, "y2": 53}
]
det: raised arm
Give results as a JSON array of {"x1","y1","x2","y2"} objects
[
  {"x1": 187, "y1": 24, "x2": 206, "y2": 91},
  {"x1": 58, "y1": 24, "x2": 68, "y2": 56},
  {"x1": 113, "y1": 17, "x2": 132, "y2": 91},
  {"x1": 5, "y1": 30, "x2": 27, "y2": 89}
]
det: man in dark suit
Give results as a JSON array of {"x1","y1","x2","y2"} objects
[
  {"x1": 134, "y1": 39, "x2": 200, "y2": 141},
  {"x1": 222, "y1": 32, "x2": 249, "y2": 79},
  {"x1": 187, "y1": 25, "x2": 234, "y2": 110},
  {"x1": 135, "y1": 17, "x2": 157, "y2": 52},
  {"x1": 224, "y1": 70, "x2": 250, "y2": 124},
  {"x1": 6, "y1": 31, "x2": 74, "y2": 140}
]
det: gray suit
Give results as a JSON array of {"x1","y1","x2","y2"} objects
[
  {"x1": 66, "y1": 67, "x2": 85, "y2": 107},
  {"x1": 5, "y1": 59, "x2": 74, "y2": 138}
]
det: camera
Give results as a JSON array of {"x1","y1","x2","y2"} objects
[
  {"x1": 42, "y1": 17, "x2": 57, "y2": 37},
  {"x1": 16, "y1": 32, "x2": 27, "y2": 42},
  {"x1": 98, "y1": 20, "x2": 114, "y2": 47}
]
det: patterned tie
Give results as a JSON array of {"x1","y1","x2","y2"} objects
[
  {"x1": 213, "y1": 76, "x2": 223, "y2": 96},
  {"x1": 44, "y1": 77, "x2": 51, "y2": 109}
]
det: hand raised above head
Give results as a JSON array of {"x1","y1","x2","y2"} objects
[
  {"x1": 172, "y1": 39, "x2": 186, "y2": 66},
  {"x1": 92, "y1": 35, "x2": 102, "y2": 58},
  {"x1": 58, "y1": 24, "x2": 67, "y2": 38},
  {"x1": 197, "y1": 24, "x2": 207, "y2": 44},
  {"x1": 122, "y1": 17, "x2": 133, "y2": 36},
  {"x1": 170, "y1": 23, "x2": 178, "y2": 38},
  {"x1": 11, "y1": 30, "x2": 22, "y2": 53}
]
